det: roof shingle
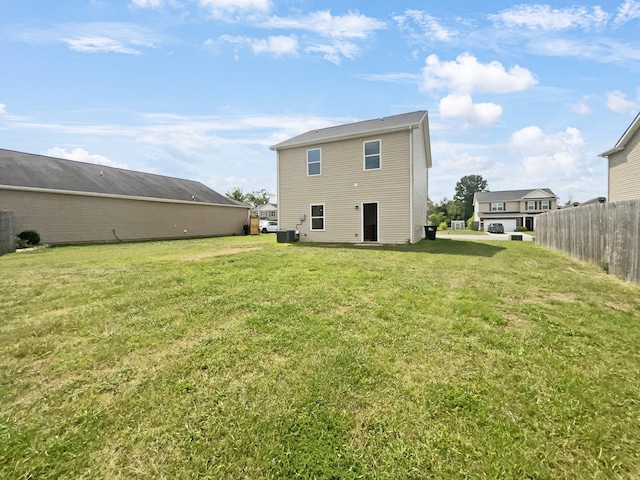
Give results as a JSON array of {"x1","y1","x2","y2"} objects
[
  {"x1": 0, "y1": 148, "x2": 245, "y2": 207},
  {"x1": 270, "y1": 111, "x2": 428, "y2": 150}
]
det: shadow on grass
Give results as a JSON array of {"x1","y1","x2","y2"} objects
[{"x1": 292, "y1": 238, "x2": 506, "y2": 257}]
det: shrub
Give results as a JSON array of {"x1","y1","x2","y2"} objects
[
  {"x1": 17, "y1": 229, "x2": 41, "y2": 246},
  {"x1": 438, "y1": 221, "x2": 448, "y2": 231},
  {"x1": 516, "y1": 226, "x2": 528, "y2": 232}
]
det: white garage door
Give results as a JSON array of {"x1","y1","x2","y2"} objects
[
  {"x1": 484, "y1": 219, "x2": 518, "y2": 232},
  {"x1": 501, "y1": 219, "x2": 517, "y2": 232}
]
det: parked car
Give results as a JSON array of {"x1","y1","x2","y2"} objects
[
  {"x1": 259, "y1": 220, "x2": 278, "y2": 233},
  {"x1": 488, "y1": 223, "x2": 504, "y2": 234}
]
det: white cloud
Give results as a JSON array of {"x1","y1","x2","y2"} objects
[
  {"x1": 509, "y1": 126, "x2": 587, "y2": 182},
  {"x1": 250, "y1": 35, "x2": 298, "y2": 56},
  {"x1": 568, "y1": 99, "x2": 592, "y2": 115},
  {"x1": 0, "y1": 104, "x2": 6, "y2": 115},
  {"x1": 215, "y1": 34, "x2": 298, "y2": 57},
  {"x1": 260, "y1": 10, "x2": 385, "y2": 38},
  {"x1": 394, "y1": 9, "x2": 456, "y2": 42},
  {"x1": 130, "y1": 0, "x2": 164, "y2": 8},
  {"x1": 63, "y1": 36, "x2": 143, "y2": 54},
  {"x1": 10, "y1": 23, "x2": 160, "y2": 54},
  {"x1": 421, "y1": 53, "x2": 537, "y2": 94},
  {"x1": 355, "y1": 72, "x2": 419, "y2": 84},
  {"x1": 199, "y1": 0, "x2": 271, "y2": 19},
  {"x1": 531, "y1": 37, "x2": 640, "y2": 63},
  {"x1": 439, "y1": 94, "x2": 503, "y2": 128},
  {"x1": 305, "y1": 41, "x2": 359, "y2": 64},
  {"x1": 489, "y1": 4, "x2": 609, "y2": 30},
  {"x1": 605, "y1": 90, "x2": 640, "y2": 114},
  {"x1": 614, "y1": 0, "x2": 640, "y2": 26},
  {"x1": 43, "y1": 147, "x2": 129, "y2": 169},
  {"x1": 446, "y1": 151, "x2": 492, "y2": 171}
]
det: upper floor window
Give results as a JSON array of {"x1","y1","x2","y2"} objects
[
  {"x1": 540, "y1": 200, "x2": 550, "y2": 210},
  {"x1": 310, "y1": 204, "x2": 325, "y2": 230},
  {"x1": 307, "y1": 148, "x2": 321, "y2": 176},
  {"x1": 364, "y1": 140, "x2": 381, "y2": 170},
  {"x1": 490, "y1": 202, "x2": 505, "y2": 211},
  {"x1": 527, "y1": 201, "x2": 536, "y2": 210}
]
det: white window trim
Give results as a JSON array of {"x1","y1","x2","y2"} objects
[
  {"x1": 526, "y1": 201, "x2": 536, "y2": 210},
  {"x1": 307, "y1": 148, "x2": 321, "y2": 176},
  {"x1": 490, "y1": 202, "x2": 504, "y2": 212},
  {"x1": 310, "y1": 203, "x2": 325, "y2": 231},
  {"x1": 363, "y1": 139, "x2": 381, "y2": 171},
  {"x1": 541, "y1": 200, "x2": 550, "y2": 210}
]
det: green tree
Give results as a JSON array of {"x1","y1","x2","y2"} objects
[
  {"x1": 429, "y1": 197, "x2": 462, "y2": 226},
  {"x1": 226, "y1": 187, "x2": 248, "y2": 204},
  {"x1": 245, "y1": 188, "x2": 273, "y2": 207},
  {"x1": 225, "y1": 187, "x2": 274, "y2": 207},
  {"x1": 454, "y1": 175, "x2": 488, "y2": 221}
]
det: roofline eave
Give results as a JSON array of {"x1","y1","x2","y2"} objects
[
  {"x1": 0, "y1": 184, "x2": 251, "y2": 209},
  {"x1": 270, "y1": 122, "x2": 423, "y2": 152}
]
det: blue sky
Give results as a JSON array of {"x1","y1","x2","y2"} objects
[{"x1": 1, "y1": 0, "x2": 639, "y2": 204}]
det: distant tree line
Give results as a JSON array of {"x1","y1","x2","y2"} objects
[
  {"x1": 226, "y1": 187, "x2": 274, "y2": 207},
  {"x1": 429, "y1": 174, "x2": 488, "y2": 227}
]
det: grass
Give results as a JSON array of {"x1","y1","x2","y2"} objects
[
  {"x1": 436, "y1": 229, "x2": 488, "y2": 235},
  {"x1": 1, "y1": 235, "x2": 639, "y2": 479}
]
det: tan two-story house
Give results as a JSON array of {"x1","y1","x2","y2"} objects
[
  {"x1": 474, "y1": 188, "x2": 558, "y2": 232},
  {"x1": 599, "y1": 112, "x2": 640, "y2": 202},
  {"x1": 270, "y1": 111, "x2": 432, "y2": 244}
]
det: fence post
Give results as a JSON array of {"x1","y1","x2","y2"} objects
[{"x1": 0, "y1": 211, "x2": 16, "y2": 255}]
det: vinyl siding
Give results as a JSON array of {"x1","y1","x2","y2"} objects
[
  {"x1": 411, "y1": 127, "x2": 429, "y2": 242},
  {"x1": 609, "y1": 128, "x2": 640, "y2": 202},
  {"x1": 278, "y1": 129, "x2": 412, "y2": 244},
  {"x1": 477, "y1": 201, "x2": 520, "y2": 213},
  {"x1": 0, "y1": 188, "x2": 248, "y2": 245},
  {"x1": 477, "y1": 199, "x2": 555, "y2": 214}
]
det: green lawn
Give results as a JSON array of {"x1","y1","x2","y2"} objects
[
  {"x1": 1, "y1": 235, "x2": 639, "y2": 479},
  {"x1": 436, "y1": 229, "x2": 488, "y2": 235}
]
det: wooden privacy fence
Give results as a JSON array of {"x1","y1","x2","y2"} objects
[{"x1": 536, "y1": 200, "x2": 640, "y2": 285}]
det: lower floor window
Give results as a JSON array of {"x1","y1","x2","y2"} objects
[{"x1": 311, "y1": 204, "x2": 324, "y2": 230}]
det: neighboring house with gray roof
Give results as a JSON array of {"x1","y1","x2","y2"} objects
[
  {"x1": 270, "y1": 111, "x2": 431, "y2": 244},
  {"x1": 474, "y1": 188, "x2": 557, "y2": 232},
  {"x1": 599, "y1": 112, "x2": 640, "y2": 202},
  {"x1": 251, "y1": 202, "x2": 278, "y2": 219},
  {"x1": 0, "y1": 148, "x2": 249, "y2": 245}
]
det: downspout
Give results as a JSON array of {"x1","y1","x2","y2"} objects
[{"x1": 276, "y1": 150, "x2": 280, "y2": 227}]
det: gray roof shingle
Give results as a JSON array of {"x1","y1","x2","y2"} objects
[
  {"x1": 474, "y1": 188, "x2": 557, "y2": 202},
  {"x1": 270, "y1": 111, "x2": 428, "y2": 150},
  {"x1": 0, "y1": 148, "x2": 246, "y2": 207}
]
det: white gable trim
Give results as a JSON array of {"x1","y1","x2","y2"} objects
[
  {"x1": 599, "y1": 112, "x2": 640, "y2": 157},
  {"x1": 522, "y1": 189, "x2": 557, "y2": 200}
]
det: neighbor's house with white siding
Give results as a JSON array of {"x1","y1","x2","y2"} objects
[
  {"x1": 270, "y1": 111, "x2": 431, "y2": 244},
  {"x1": 599, "y1": 112, "x2": 640, "y2": 202},
  {"x1": 473, "y1": 188, "x2": 558, "y2": 232},
  {"x1": 0, "y1": 148, "x2": 249, "y2": 245}
]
